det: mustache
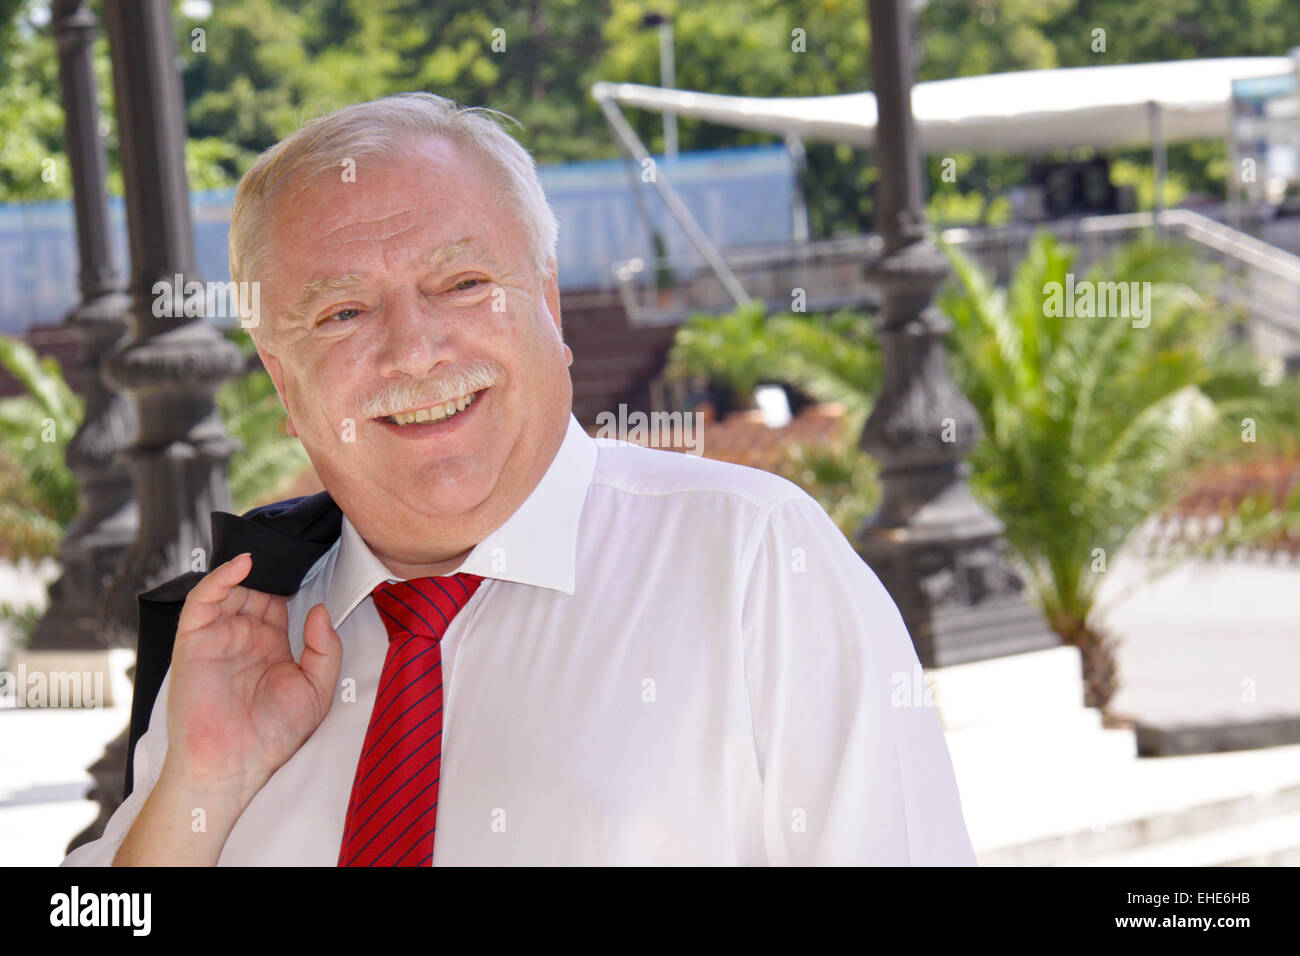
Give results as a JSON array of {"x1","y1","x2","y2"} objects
[{"x1": 359, "y1": 358, "x2": 501, "y2": 419}]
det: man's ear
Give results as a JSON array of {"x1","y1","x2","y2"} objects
[
  {"x1": 542, "y1": 260, "x2": 572, "y2": 367},
  {"x1": 255, "y1": 339, "x2": 299, "y2": 439}
]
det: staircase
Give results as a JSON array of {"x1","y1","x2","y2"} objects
[
  {"x1": 937, "y1": 646, "x2": 1300, "y2": 866},
  {"x1": 561, "y1": 288, "x2": 679, "y2": 425}
]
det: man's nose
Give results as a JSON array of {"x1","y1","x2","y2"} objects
[{"x1": 377, "y1": 290, "x2": 459, "y2": 378}]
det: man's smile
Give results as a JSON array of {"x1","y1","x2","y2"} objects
[{"x1": 373, "y1": 387, "x2": 490, "y2": 432}]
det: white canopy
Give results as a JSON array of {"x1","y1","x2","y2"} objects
[{"x1": 591, "y1": 57, "x2": 1294, "y2": 153}]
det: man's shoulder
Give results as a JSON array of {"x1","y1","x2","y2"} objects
[{"x1": 589, "y1": 438, "x2": 811, "y2": 514}]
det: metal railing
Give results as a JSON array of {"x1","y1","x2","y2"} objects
[{"x1": 616, "y1": 208, "x2": 1300, "y2": 372}]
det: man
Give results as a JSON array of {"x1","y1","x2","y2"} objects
[{"x1": 62, "y1": 92, "x2": 976, "y2": 866}]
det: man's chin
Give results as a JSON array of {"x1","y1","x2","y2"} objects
[{"x1": 365, "y1": 472, "x2": 496, "y2": 522}]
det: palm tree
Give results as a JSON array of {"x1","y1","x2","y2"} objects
[
  {"x1": 668, "y1": 232, "x2": 1300, "y2": 711},
  {"x1": 0, "y1": 334, "x2": 82, "y2": 561},
  {"x1": 938, "y1": 232, "x2": 1300, "y2": 709},
  {"x1": 666, "y1": 302, "x2": 883, "y2": 539},
  {"x1": 667, "y1": 301, "x2": 880, "y2": 422},
  {"x1": 0, "y1": 329, "x2": 311, "y2": 552}
]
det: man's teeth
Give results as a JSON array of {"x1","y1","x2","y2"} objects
[{"x1": 390, "y1": 391, "x2": 478, "y2": 425}]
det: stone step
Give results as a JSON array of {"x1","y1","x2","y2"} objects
[
  {"x1": 961, "y1": 742, "x2": 1300, "y2": 865},
  {"x1": 1065, "y1": 808, "x2": 1300, "y2": 867},
  {"x1": 945, "y1": 709, "x2": 1138, "y2": 772},
  {"x1": 929, "y1": 646, "x2": 1090, "y2": 731}
]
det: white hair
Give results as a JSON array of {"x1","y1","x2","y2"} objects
[{"x1": 230, "y1": 92, "x2": 558, "y2": 344}]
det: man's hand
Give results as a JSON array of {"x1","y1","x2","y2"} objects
[
  {"x1": 167, "y1": 551, "x2": 342, "y2": 801},
  {"x1": 113, "y1": 553, "x2": 342, "y2": 865}
]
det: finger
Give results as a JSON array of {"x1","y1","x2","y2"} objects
[
  {"x1": 189, "y1": 553, "x2": 253, "y2": 605},
  {"x1": 264, "y1": 593, "x2": 289, "y2": 634},
  {"x1": 236, "y1": 585, "x2": 273, "y2": 621},
  {"x1": 179, "y1": 553, "x2": 254, "y2": 633},
  {"x1": 299, "y1": 603, "x2": 343, "y2": 712}
]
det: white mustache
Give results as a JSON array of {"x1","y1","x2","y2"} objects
[{"x1": 359, "y1": 359, "x2": 500, "y2": 419}]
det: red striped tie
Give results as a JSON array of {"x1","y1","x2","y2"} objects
[{"x1": 338, "y1": 572, "x2": 485, "y2": 867}]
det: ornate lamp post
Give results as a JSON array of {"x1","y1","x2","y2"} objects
[
  {"x1": 856, "y1": 0, "x2": 1058, "y2": 667},
  {"x1": 68, "y1": 0, "x2": 245, "y2": 848},
  {"x1": 28, "y1": 0, "x2": 138, "y2": 657}
]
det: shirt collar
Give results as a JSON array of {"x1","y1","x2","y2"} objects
[{"x1": 317, "y1": 412, "x2": 597, "y2": 630}]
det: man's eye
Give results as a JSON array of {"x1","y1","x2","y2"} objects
[
  {"x1": 452, "y1": 278, "x2": 484, "y2": 291},
  {"x1": 326, "y1": 308, "x2": 361, "y2": 322}
]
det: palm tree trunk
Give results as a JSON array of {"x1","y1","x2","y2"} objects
[{"x1": 1055, "y1": 616, "x2": 1122, "y2": 712}]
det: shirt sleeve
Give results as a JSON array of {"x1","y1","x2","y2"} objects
[
  {"x1": 741, "y1": 493, "x2": 977, "y2": 866},
  {"x1": 59, "y1": 670, "x2": 172, "y2": 866}
]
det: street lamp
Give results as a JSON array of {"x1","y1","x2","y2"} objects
[{"x1": 857, "y1": 0, "x2": 1058, "y2": 668}]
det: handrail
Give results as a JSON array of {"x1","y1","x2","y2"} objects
[{"x1": 614, "y1": 208, "x2": 1300, "y2": 344}]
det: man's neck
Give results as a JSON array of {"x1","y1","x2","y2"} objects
[{"x1": 376, "y1": 545, "x2": 476, "y2": 580}]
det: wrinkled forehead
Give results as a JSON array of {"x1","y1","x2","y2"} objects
[
  {"x1": 279, "y1": 131, "x2": 511, "y2": 215},
  {"x1": 263, "y1": 150, "x2": 525, "y2": 283}
]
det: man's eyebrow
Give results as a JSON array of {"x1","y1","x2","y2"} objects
[
  {"x1": 421, "y1": 236, "x2": 503, "y2": 271},
  {"x1": 290, "y1": 237, "x2": 505, "y2": 319},
  {"x1": 291, "y1": 273, "x2": 368, "y2": 319}
]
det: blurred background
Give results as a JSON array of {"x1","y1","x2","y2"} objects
[{"x1": 1, "y1": 0, "x2": 1299, "y2": 866}]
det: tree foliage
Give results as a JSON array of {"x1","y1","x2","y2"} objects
[{"x1": 6, "y1": 1, "x2": 1297, "y2": 227}]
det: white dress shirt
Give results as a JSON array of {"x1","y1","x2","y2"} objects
[{"x1": 62, "y1": 412, "x2": 976, "y2": 866}]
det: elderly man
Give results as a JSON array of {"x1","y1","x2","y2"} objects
[{"x1": 62, "y1": 92, "x2": 975, "y2": 867}]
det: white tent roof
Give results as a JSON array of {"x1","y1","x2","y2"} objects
[{"x1": 591, "y1": 57, "x2": 1294, "y2": 153}]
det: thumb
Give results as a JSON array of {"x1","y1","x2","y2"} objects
[{"x1": 299, "y1": 602, "x2": 343, "y2": 709}]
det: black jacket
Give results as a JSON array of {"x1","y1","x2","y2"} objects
[{"x1": 125, "y1": 491, "x2": 344, "y2": 798}]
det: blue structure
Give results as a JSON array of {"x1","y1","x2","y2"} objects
[{"x1": 0, "y1": 143, "x2": 795, "y2": 333}]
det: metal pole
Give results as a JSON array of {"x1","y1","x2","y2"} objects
[
  {"x1": 786, "y1": 133, "x2": 811, "y2": 292},
  {"x1": 593, "y1": 85, "x2": 750, "y2": 307},
  {"x1": 1149, "y1": 100, "x2": 1167, "y2": 233},
  {"x1": 659, "y1": 21, "x2": 678, "y2": 158}
]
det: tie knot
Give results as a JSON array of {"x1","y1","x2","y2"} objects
[{"x1": 371, "y1": 572, "x2": 485, "y2": 642}]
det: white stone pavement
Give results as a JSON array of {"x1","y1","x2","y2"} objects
[
  {"x1": 1097, "y1": 551, "x2": 1300, "y2": 727},
  {"x1": 0, "y1": 548, "x2": 1296, "y2": 866}
]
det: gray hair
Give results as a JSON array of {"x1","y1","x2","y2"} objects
[{"x1": 230, "y1": 92, "x2": 558, "y2": 344}]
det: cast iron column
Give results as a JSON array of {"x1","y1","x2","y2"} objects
[
  {"x1": 29, "y1": 0, "x2": 138, "y2": 654},
  {"x1": 69, "y1": 0, "x2": 244, "y2": 849},
  {"x1": 856, "y1": 0, "x2": 1057, "y2": 667}
]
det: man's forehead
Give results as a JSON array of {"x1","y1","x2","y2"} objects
[
  {"x1": 285, "y1": 234, "x2": 506, "y2": 315},
  {"x1": 305, "y1": 233, "x2": 505, "y2": 277}
]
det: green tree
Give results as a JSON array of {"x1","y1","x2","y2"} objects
[
  {"x1": 0, "y1": 333, "x2": 82, "y2": 559},
  {"x1": 217, "y1": 329, "x2": 311, "y2": 513},
  {"x1": 938, "y1": 233, "x2": 1300, "y2": 708}
]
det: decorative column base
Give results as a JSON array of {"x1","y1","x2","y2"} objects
[
  {"x1": 27, "y1": 482, "x2": 138, "y2": 651},
  {"x1": 859, "y1": 528, "x2": 1060, "y2": 668},
  {"x1": 65, "y1": 719, "x2": 131, "y2": 854},
  {"x1": 27, "y1": 292, "x2": 138, "y2": 654},
  {"x1": 854, "y1": 238, "x2": 1058, "y2": 669}
]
